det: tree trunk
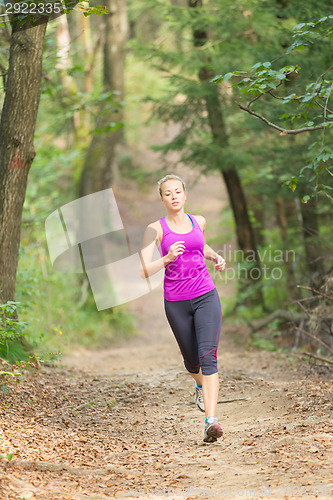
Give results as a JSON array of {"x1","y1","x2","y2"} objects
[
  {"x1": 276, "y1": 196, "x2": 299, "y2": 300},
  {"x1": 78, "y1": 0, "x2": 128, "y2": 197},
  {"x1": 66, "y1": 12, "x2": 104, "y2": 138},
  {"x1": 248, "y1": 194, "x2": 265, "y2": 249},
  {"x1": 55, "y1": 14, "x2": 82, "y2": 137},
  {"x1": 298, "y1": 193, "x2": 324, "y2": 281},
  {"x1": 0, "y1": 20, "x2": 47, "y2": 306},
  {"x1": 189, "y1": 0, "x2": 263, "y2": 305}
]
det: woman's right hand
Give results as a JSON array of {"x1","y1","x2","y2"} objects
[{"x1": 166, "y1": 241, "x2": 186, "y2": 262}]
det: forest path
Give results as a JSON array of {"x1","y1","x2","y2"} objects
[
  {"x1": 1, "y1": 167, "x2": 332, "y2": 499},
  {"x1": 1, "y1": 309, "x2": 333, "y2": 500}
]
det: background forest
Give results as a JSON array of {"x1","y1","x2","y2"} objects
[{"x1": 0, "y1": 0, "x2": 332, "y2": 365}]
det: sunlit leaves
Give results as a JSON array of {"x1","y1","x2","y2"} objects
[{"x1": 75, "y1": 3, "x2": 108, "y2": 17}]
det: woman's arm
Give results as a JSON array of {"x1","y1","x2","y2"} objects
[
  {"x1": 194, "y1": 215, "x2": 225, "y2": 271},
  {"x1": 139, "y1": 224, "x2": 166, "y2": 279},
  {"x1": 139, "y1": 223, "x2": 185, "y2": 278},
  {"x1": 204, "y1": 243, "x2": 219, "y2": 262}
]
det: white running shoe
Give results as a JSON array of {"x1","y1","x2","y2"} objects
[{"x1": 195, "y1": 385, "x2": 205, "y2": 412}]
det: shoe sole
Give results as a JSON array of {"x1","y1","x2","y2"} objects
[{"x1": 203, "y1": 422, "x2": 223, "y2": 443}]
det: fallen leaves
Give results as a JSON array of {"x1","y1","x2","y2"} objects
[{"x1": 0, "y1": 353, "x2": 332, "y2": 499}]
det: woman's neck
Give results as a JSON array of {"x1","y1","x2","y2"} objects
[{"x1": 166, "y1": 210, "x2": 187, "y2": 227}]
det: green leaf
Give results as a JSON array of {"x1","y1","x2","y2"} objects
[
  {"x1": 210, "y1": 75, "x2": 223, "y2": 83},
  {"x1": 223, "y1": 72, "x2": 233, "y2": 82},
  {"x1": 7, "y1": 453, "x2": 13, "y2": 461},
  {"x1": 283, "y1": 177, "x2": 298, "y2": 192},
  {"x1": 302, "y1": 195, "x2": 310, "y2": 203},
  {"x1": 293, "y1": 23, "x2": 306, "y2": 31}
]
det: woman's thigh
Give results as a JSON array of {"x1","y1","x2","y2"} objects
[{"x1": 164, "y1": 298, "x2": 200, "y2": 372}]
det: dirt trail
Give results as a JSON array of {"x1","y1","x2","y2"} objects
[
  {"x1": 60, "y1": 284, "x2": 333, "y2": 500},
  {"x1": 1, "y1": 172, "x2": 333, "y2": 499},
  {"x1": 1, "y1": 291, "x2": 333, "y2": 500}
]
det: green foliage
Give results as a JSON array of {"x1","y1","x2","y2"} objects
[
  {"x1": 0, "y1": 342, "x2": 28, "y2": 364},
  {"x1": 2, "y1": 0, "x2": 331, "y2": 356},
  {"x1": 213, "y1": 15, "x2": 333, "y2": 200},
  {"x1": 0, "y1": 302, "x2": 27, "y2": 351},
  {"x1": 75, "y1": 3, "x2": 109, "y2": 17},
  {"x1": 249, "y1": 331, "x2": 279, "y2": 352},
  {"x1": 0, "y1": 1, "x2": 108, "y2": 29},
  {"x1": 0, "y1": 1, "x2": 166, "y2": 364},
  {"x1": 212, "y1": 63, "x2": 301, "y2": 95},
  {"x1": 129, "y1": 0, "x2": 332, "y2": 318},
  {"x1": 15, "y1": 240, "x2": 136, "y2": 357}
]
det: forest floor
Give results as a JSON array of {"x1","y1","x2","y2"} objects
[{"x1": 1, "y1": 160, "x2": 333, "y2": 499}]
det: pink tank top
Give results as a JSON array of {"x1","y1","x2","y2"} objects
[{"x1": 158, "y1": 214, "x2": 216, "y2": 301}]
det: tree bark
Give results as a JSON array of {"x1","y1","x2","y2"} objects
[
  {"x1": 298, "y1": 193, "x2": 324, "y2": 280},
  {"x1": 276, "y1": 196, "x2": 299, "y2": 300},
  {"x1": 78, "y1": 0, "x2": 128, "y2": 197},
  {"x1": 0, "y1": 20, "x2": 47, "y2": 306}
]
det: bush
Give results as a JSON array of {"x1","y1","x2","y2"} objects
[{"x1": 0, "y1": 301, "x2": 28, "y2": 362}]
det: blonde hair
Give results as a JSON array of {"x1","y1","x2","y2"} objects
[{"x1": 157, "y1": 174, "x2": 186, "y2": 197}]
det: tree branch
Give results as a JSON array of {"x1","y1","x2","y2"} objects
[
  {"x1": 313, "y1": 64, "x2": 333, "y2": 91},
  {"x1": 238, "y1": 101, "x2": 332, "y2": 135},
  {"x1": 247, "y1": 308, "x2": 306, "y2": 333},
  {"x1": 297, "y1": 285, "x2": 333, "y2": 302},
  {"x1": 294, "y1": 327, "x2": 333, "y2": 356},
  {"x1": 301, "y1": 351, "x2": 333, "y2": 365}
]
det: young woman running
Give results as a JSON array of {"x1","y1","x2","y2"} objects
[{"x1": 140, "y1": 174, "x2": 225, "y2": 443}]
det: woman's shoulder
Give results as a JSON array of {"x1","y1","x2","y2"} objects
[
  {"x1": 145, "y1": 219, "x2": 163, "y2": 241},
  {"x1": 191, "y1": 214, "x2": 206, "y2": 231},
  {"x1": 147, "y1": 219, "x2": 162, "y2": 230}
]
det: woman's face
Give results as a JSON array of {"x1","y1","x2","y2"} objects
[{"x1": 161, "y1": 179, "x2": 186, "y2": 212}]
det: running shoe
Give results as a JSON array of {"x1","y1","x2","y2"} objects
[
  {"x1": 195, "y1": 385, "x2": 205, "y2": 412},
  {"x1": 203, "y1": 416, "x2": 223, "y2": 443}
]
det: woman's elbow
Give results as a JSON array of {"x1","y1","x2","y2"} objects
[{"x1": 139, "y1": 264, "x2": 148, "y2": 279}]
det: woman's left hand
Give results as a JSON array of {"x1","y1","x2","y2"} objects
[{"x1": 215, "y1": 255, "x2": 226, "y2": 272}]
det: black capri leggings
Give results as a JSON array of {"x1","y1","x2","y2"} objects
[{"x1": 164, "y1": 288, "x2": 222, "y2": 376}]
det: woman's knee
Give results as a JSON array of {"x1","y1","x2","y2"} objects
[
  {"x1": 199, "y1": 349, "x2": 218, "y2": 375},
  {"x1": 184, "y1": 359, "x2": 200, "y2": 374}
]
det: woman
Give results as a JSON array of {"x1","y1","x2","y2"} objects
[{"x1": 140, "y1": 174, "x2": 225, "y2": 443}]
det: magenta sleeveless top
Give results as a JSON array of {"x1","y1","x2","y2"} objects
[{"x1": 158, "y1": 214, "x2": 216, "y2": 301}]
